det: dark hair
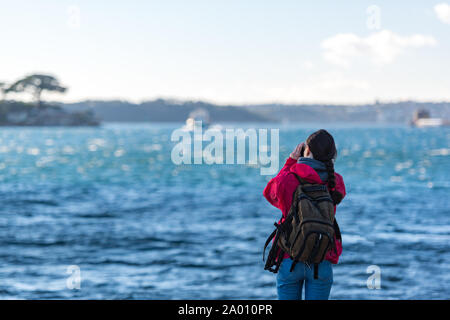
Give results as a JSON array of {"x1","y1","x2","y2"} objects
[{"x1": 306, "y1": 129, "x2": 343, "y2": 205}]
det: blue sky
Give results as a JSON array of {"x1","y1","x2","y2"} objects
[{"x1": 1, "y1": 0, "x2": 449, "y2": 104}]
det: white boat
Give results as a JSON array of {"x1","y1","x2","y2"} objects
[
  {"x1": 182, "y1": 108, "x2": 210, "y2": 131},
  {"x1": 413, "y1": 118, "x2": 449, "y2": 128}
]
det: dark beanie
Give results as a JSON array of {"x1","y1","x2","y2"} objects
[{"x1": 306, "y1": 129, "x2": 337, "y2": 162}]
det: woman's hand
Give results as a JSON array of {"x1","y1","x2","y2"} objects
[{"x1": 290, "y1": 142, "x2": 305, "y2": 160}]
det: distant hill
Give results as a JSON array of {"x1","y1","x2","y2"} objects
[
  {"x1": 62, "y1": 99, "x2": 270, "y2": 123},
  {"x1": 60, "y1": 99, "x2": 450, "y2": 124},
  {"x1": 244, "y1": 101, "x2": 450, "y2": 124},
  {"x1": 0, "y1": 101, "x2": 99, "y2": 126}
]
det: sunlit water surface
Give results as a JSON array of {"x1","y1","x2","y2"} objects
[{"x1": 0, "y1": 123, "x2": 448, "y2": 299}]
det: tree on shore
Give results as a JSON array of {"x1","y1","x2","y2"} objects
[{"x1": 5, "y1": 74, "x2": 67, "y2": 107}]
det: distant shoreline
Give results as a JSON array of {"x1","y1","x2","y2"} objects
[
  {"x1": 0, "y1": 101, "x2": 99, "y2": 127},
  {"x1": 2, "y1": 98, "x2": 449, "y2": 126},
  {"x1": 61, "y1": 98, "x2": 450, "y2": 124}
]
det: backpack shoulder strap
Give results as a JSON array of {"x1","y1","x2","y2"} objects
[
  {"x1": 333, "y1": 219, "x2": 342, "y2": 241},
  {"x1": 314, "y1": 263, "x2": 319, "y2": 279},
  {"x1": 262, "y1": 227, "x2": 277, "y2": 261}
]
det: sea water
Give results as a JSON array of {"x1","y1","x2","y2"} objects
[{"x1": 0, "y1": 123, "x2": 448, "y2": 299}]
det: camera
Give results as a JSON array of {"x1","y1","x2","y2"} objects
[{"x1": 299, "y1": 143, "x2": 306, "y2": 158}]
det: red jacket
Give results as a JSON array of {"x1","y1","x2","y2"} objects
[{"x1": 263, "y1": 157, "x2": 346, "y2": 264}]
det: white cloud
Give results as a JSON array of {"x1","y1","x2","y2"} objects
[
  {"x1": 434, "y1": 3, "x2": 450, "y2": 24},
  {"x1": 313, "y1": 73, "x2": 371, "y2": 91},
  {"x1": 301, "y1": 60, "x2": 314, "y2": 70},
  {"x1": 259, "y1": 72, "x2": 372, "y2": 104},
  {"x1": 321, "y1": 30, "x2": 437, "y2": 66}
]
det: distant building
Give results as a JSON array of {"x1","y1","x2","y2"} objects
[{"x1": 411, "y1": 109, "x2": 449, "y2": 127}]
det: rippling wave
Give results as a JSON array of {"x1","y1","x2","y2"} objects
[{"x1": 0, "y1": 124, "x2": 448, "y2": 299}]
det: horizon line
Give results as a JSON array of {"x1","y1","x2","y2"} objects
[{"x1": 38, "y1": 96, "x2": 450, "y2": 107}]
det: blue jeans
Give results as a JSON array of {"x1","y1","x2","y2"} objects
[{"x1": 277, "y1": 259, "x2": 333, "y2": 300}]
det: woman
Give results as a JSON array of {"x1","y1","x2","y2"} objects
[{"x1": 263, "y1": 129, "x2": 346, "y2": 300}]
